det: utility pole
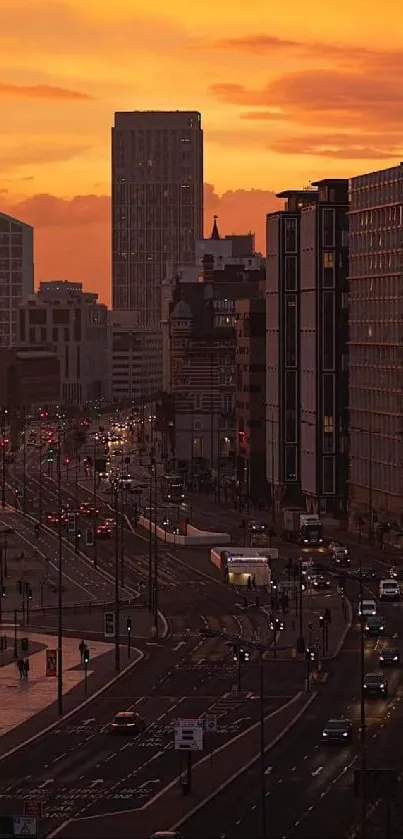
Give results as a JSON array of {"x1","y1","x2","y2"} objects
[
  {"x1": 120, "y1": 484, "x2": 125, "y2": 587},
  {"x1": 38, "y1": 420, "x2": 43, "y2": 523},
  {"x1": 92, "y1": 433, "x2": 98, "y2": 569},
  {"x1": 271, "y1": 413, "x2": 276, "y2": 523},
  {"x1": 114, "y1": 484, "x2": 120, "y2": 672},
  {"x1": 57, "y1": 425, "x2": 63, "y2": 716},
  {"x1": 148, "y1": 460, "x2": 153, "y2": 612},
  {"x1": 1, "y1": 410, "x2": 6, "y2": 510},
  {"x1": 153, "y1": 462, "x2": 159, "y2": 639},
  {"x1": 368, "y1": 413, "x2": 373, "y2": 545},
  {"x1": 359, "y1": 552, "x2": 367, "y2": 837},
  {"x1": 22, "y1": 424, "x2": 27, "y2": 514}
]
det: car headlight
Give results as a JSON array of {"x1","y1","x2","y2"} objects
[
  {"x1": 364, "y1": 684, "x2": 368, "y2": 689},
  {"x1": 322, "y1": 731, "x2": 328, "y2": 737},
  {"x1": 394, "y1": 656, "x2": 398, "y2": 661},
  {"x1": 380, "y1": 683, "x2": 385, "y2": 689},
  {"x1": 343, "y1": 731, "x2": 348, "y2": 737}
]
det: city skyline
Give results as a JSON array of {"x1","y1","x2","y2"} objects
[{"x1": 2, "y1": 0, "x2": 403, "y2": 302}]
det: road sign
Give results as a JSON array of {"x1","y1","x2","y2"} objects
[
  {"x1": 67, "y1": 513, "x2": 75, "y2": 534},
  {"x1": 104, "y1": 611, "x2": 115, "y2": 639},
  {"x1": 45, "y1": 649, "x2": 57, "y2": 677},
  {"x1": 85, "y1": 528, "x2": 94, "y2": 546},
  {"x1": 174, "y1": 718, "x2": 204, "y2": 751},
  {"x1": 13, "y1": 817, "x2": 38, "y2": 837},
  {"x1": 203, "y1": 713, "x2": 218, "y2": 733}
]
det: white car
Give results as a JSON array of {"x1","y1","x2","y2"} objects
[
  {"x1": 329, "y1": 541, "x2": 348, "y2": 557},
  {"x1": 358, "y1": 599, "x2": 377, "y2": 617}
]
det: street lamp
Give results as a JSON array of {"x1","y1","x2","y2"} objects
[
  {"x1": 113, "y1": 481, "x2": 120, "y2": 672},
  {"x1": 56, "y1": 424, "x2": 63, "y2": 716},
  {"x1": 92, "y1": 433, "x2": 98, "y2": 570},
  {"x1": 153, "y1": 459, "x2": 159, "y2": 639},
  {"x1": 1, "y1": 409, "x2": 8, "y2": 510}
]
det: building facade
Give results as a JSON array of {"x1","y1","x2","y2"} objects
[
  {"x1": 0, "y1": 211, "x2": 34, "y2": 347},
  {"x1": 266, "y1": 190, "x2": 318, "y2": 511},
  {"x1": 0, "y1": 347, "x2": 60, "y2": 412},
  {"x1": 235, "y1": 297, "x2": 266, "y2": 504},
  {"x1": 111, "y1": 110, "x2": 203, "y2": 327},
  {"x1": 299, "y1": 179, "x2": 349, "y2": 516},
  {"x1": 348, "y1": 163, "x2": 403, "y2": 531},
  {"x1": 110, "y1": 311, "x2": 162, "y2": 405},
  {"x1": 163, "y1": 262, "x2": 264, "y2": 481},
  {"x1": 18, "y1": 281, "x2": 110, "y2": 406}
]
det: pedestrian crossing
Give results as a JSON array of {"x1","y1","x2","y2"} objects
[{"x1": 123, "y1": 552, "x2": 211, "y2": 590}]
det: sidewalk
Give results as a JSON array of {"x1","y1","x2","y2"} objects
[
  {"x1": 53, "y1": 691, "x2": 316, "y2": 839},
  {"x1": 0, "y1": 630, "x2": 116, "y2": 740}
]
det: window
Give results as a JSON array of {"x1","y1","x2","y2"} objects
[
  {"x1": 53, "y1": 309, "x2": 69, "y2": 325},
  {"x1": 52, "y1": 327, "x2": 58, "y2": 342},
  {"x1": 322, "y1": 208, "x2": 335, "y2": 248},
  {"x1": 285, "y1": 296, "x2": 297, "y2": 366},
  {"x1": 29, "y1": 327, "x2": 34, "y2": 343},
  {"x1": 285, "y1": 410, "x2": 297, "y2": 443},
  {"x1": 285, "y1": 446, "x2": 297, "y2": 480},
  {"x1": 192, "y1": 437, "x2": 203, "y2": 458},
  {"x1": 29, "y1": 309, "x2": 46, "y2": 326},
  {"x1": 64, "y1": 328, "x2": 70, "y2": 342},
  {"x1": 323, "y1": 251, "x2": 335, "y2": 288},
  {"x1": 40, "y1": 327, "x2": 47, "y2": 343},
  {"x1": 285, "y1": 256, "x2": 297, "y2": 290},
  {"x1": 323, "y1": 374, "x2": 334, "y2": 453},
  {"x1": 284, "y1": 218, "x2": 297, "y2": 253},
  {"x1": 322, "y1": 293, "x2": 335, "y2": 369},
  {"x1": 285, "y1": 370, "x2": 297, "y2": 412},
  {"x1": 323, "y1": 456, "x2": 334, "y2": 494}
]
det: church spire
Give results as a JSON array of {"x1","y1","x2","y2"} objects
[{"x1": 210, "y1": 215, "x2": 220, "y2": 240}]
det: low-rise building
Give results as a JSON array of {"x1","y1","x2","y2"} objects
[{"x1": 17, "y1": 281, "x2": 110, "y2": 407}]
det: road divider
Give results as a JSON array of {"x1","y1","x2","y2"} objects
[{"x1": 138, "y1": 515, "x2": 230, "y2": 546}]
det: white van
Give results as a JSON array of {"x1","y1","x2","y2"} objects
[
  {"x1": 379, "y1": 579, "x2": 400, "y2": 601},
  {"x1": 358, "y1": 599, "x2": 377, "y2": 617}
]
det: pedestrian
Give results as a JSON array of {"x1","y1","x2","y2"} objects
[
  {"x1": 247, "y1": 575, "x2": 252, "y2": 590},
  {"x1": 79, "y1": 639, "x2": 86, "y2": 663},
  {"x1": 23, "y1": 658, "x2": 30, "y2": 680},
  {"x1": 252, "y1": 575, "x2": 256, "y2": 590},
  {"x1": 17, "y1": 658, "x2": 24, "y2": 680}
]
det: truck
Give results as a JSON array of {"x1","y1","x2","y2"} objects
[{"x1": 282, "y1": 509, "x2": 323, "y2": 546}]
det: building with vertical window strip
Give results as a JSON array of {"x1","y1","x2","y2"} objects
[
  {"x1": 0, "y1": 211, "x2": 33, "y2": 347},
  {"x1": 299, "y1": 179, "x2": 349, "y2": 515},
  {"x1": 266, "y1": 189, "x2": 318, "y2": 511},
  {"x1": 348, "y1": 163, "x2": 403, "y2": 531}
]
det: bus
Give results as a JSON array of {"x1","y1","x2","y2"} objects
[{"x1": 161, "y1": 473, "x2": 185, "y2": 503}]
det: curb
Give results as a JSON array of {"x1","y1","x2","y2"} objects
[
  {"x1": 0, "y1": 647, "x2": 145, "y2": 763},
  {"x1": 171, "y1": 690, "x2": 318, "y2": 832}
]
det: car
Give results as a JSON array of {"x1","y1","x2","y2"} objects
[
  {"x1": 363, "y1": 672, "x2": 388, "y2": 697},
  {"x1": 322, "y1": 718, "x2": 353, "y2": 743},
  {"x1": 379, "y1": 579, "x2": 400, "y2": 601},
  {"x1": 358, "y1": 599, "x2": 377, "y2": 617},
  {"x1": 110, "y1": 711, "x2": 146, "y2": 734},
  {"x1": 311, "y1": 574, "x2": 331, "y2": 590},
  {"x1": 113, "y1": 448, "x2": 123, "y2": 457},
  {"x1": 360, "y1": 567, "x2": 380, "y2": 581},
  {"x1": 379, "y1": 647, "x2": 400, "y2": 666},
  {"x1": 96, "y1": 521, "x2": 114, "y2": 539},
  {"x1": 248, "y1": 520, "x2": 268, "y2": 533},
  {"x1": 333, "y1": 552, "x2": 351, "y2": 567},
  {"x1": 79, "y1": 503, "x2": 98, "y2": 518},
  {"x1": 329, "y1": 541, "x2": 349, "y2": 559},
  {"x1": 365, "y1": 616, "x2": 386, "y2": 637}
]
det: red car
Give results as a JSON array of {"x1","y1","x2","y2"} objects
[
  {"x1": 79, "y1": 503, "x2": 98, "y2": 518},
  {"x1": 96, "y1": 519, "x2": 115, "y2": 539}
]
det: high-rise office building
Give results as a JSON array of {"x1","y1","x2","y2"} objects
[
  {"x1": 348, "y1": 163, "x2": 403, "y2": 532},
  {"x1": 111, "y1": 111, "x2": 203, "y2": 327},
  {"x1": 0, "y1": 211, "x2": 34, "y2": 347}
]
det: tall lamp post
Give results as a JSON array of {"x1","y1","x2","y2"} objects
[
  {"x1": 1, "y1": 409, "x2": 7, "y2": 509},
  {"x1": 92, "y1": 433, "x2": 98, "y2": 569},
  {"x1": 148, "y1": 459, "x2": 154, "y2": 612},
  {"x1": 22, "y1": 424, "x2": 27, "y2": 514},
  {"x1": 38, "y1": 417, "x2": 43, "y2": 523},
  {"x1": 113, "y1": 481, "x2": 120, "y2": 672},
  {"x1": 358, "y1": 553, "x2": 367, "y2": 836},
  {"x1": 56, "y1": 425, "x2": 63, "y2": 716},
  {"x1": 153, "y1": 461, "x2": 159, "y2": 639}
]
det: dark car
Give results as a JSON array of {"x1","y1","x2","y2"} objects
[
  {"x1": 361, "y1": 567, "x2": 381, "y2": 581},
  {"x1": 96, "y1": 519, "x2": 115, "y2": 539},
  {"x1": 79, "y1": 502, "x2": 98, "y2": 518},
  {"x1": 248, "y1": 520, "x2": 268, "y2": 532},
  {"x1": 379, "y1": 647, "x2": 400, "y2": 666},
  {"x1": 110, "y1": 711, "x2": 146, "y2": 734},
  {"x1": 322, "y1": 718, "x2": 353, "y2": 744},
  {"x1": 363, "y1": 672, "x2": 388, "y2": 697},
  {"x1": 365, "y1": 616, "x2": 386, "y2": 637},
  {"x1": 311, "y1": 574, "x2": 331, "y2": 590}
]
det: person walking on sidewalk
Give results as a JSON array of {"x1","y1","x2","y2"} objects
[
  {"x1": 17, "y1": 658, "x2": 24, "y2": 680},
  {"x1": 23, "y1": 658, "x2": 30, "y2": 680}
]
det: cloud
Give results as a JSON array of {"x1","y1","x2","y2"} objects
[
  {"x1": 0, "y1": 144, "x2": 93, "y2": 171},
  {"x1": 0, "y1": 81, "x2": 93, "y2": 100},
  {"x1": 0, "y1": 187, "x2": 282, "y2": 306},
  {"x1": 270, "y1": 134, "x2": 403, "y2": 160}
]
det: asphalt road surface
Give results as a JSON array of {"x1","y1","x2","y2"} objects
[{"x1": 175, "y1": 595, "x2": 403, "y2": 838}]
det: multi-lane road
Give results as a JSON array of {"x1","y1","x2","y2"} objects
[{"x1": 2, "y1": 429, "x2": 403, "y2": 837}]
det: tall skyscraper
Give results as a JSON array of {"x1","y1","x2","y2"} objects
[
  {"x1": 111, "y1": 111, "x2": 203, "y2": 328},
  {"x1": 0, "y1": 211, "x2": 34, "y2": 347}
]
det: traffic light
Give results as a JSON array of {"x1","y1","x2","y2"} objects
[
  {"x1": 1, "y1": 586, "x2": 6, "y2": 597},
  {"x1": 47, "y1": 446, "x2": 55, "y2": 463},
  {"x1": 83, "y1": 646, "x2": 90, "y2": 665},
  {"x1": 319, "y1": 615, "x2": 325, "y2": 628},
  {"x1": 64, "y1": 457, "x2": 70, "y2": 466},
  {"x1": 232, "y1": 644, "x2": 239, "y2": 661},
  {"x1": 28, "y1": 588, "x2": 33, "y2": 600},
  {"x1": 306, "y1": 648, "x2": 315, "y2": 662},
  {"x1": 127, "y1": 617, "x2": 132, "y2": 633},
  {"x1": 324, "y1": 607, "x2": 331, "y2": 624}
]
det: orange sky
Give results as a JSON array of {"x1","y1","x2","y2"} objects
[{"x1": 1, "y1": 0, "x2": 403, "y2": 305}]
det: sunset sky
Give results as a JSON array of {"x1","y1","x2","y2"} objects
[{"x1": 2, "y1": 0, "x2": 403, "y2": 304}]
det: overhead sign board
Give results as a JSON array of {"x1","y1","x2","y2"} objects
[
  {"x1": 67, "y1": 513, "x2": 76, "y2": 534},
  {"x1": 85, "y1": 528, "x2": 94, "y2": 546},
  {"x1": 13, "y1": 817, "x2": 38, "y2": 837},
  {"x1": 104, "y1": 611, "x2": 115, "y2": 639},
  {"x1": 174, "y1": 718, "x2": 203, "y2": 751}
]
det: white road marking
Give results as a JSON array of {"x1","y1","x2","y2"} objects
[{"x1": 312, "y1": 766, "x2": 323, "y2": 777}]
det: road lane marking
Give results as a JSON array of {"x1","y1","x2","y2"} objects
[{"x1": 311, "y1": 766, "x2": 323, "y2": 777}]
